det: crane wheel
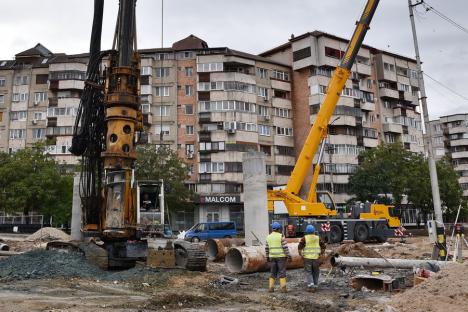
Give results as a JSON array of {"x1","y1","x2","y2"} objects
[
  {"x1": 375, "y1": 223, "x2": 388, "y2": 243},
  {"x1": 329, "y1": 225, "x2": 343, "y2": 243},
  {"x1": 354, "y1": 223, "x2": 369, "y2": 242}
]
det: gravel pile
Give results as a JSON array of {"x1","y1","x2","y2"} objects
[
  {"x1": 0, "y1": 250, "x2": 162, "y2": 282},
  {"x1": 26, "y1": 227, "x2": 71, "y2": 242}
]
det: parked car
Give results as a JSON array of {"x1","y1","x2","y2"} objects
[{"x1": 184, "y1": 221, "x2": 237, "y2": 242}]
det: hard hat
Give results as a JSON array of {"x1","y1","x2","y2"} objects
[
  {"x1": 305, "y1": 224, "x2": 315, "y2": 233},
  {"x1": 271, "y1": 222, "x2": 281, "y2": 230}
]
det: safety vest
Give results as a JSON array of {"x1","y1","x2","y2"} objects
[
  {"x1": 303, "y1": 234, "x2": 320, "y2": 260},
  {"x1": 266, "y1": 232, "x2": 286, "y2": 258}
]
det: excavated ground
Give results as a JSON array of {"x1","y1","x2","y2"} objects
[{"x1": 0, "y1": 233, "x2": 465, "y2": 312}]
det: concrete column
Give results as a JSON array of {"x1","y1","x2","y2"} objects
[
  {"x1": 70, "y1": 174, "x2": 83, "y2": 241},
  {"x1": 242, "y1": 151, "x2": 269, "y2": 247}
]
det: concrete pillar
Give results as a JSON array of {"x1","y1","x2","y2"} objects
[
  {"x1": 70, "y1": 174, "x2": 83, "y2": 241},
  {"x1": 242, "y1": 151, "x2": 269, "y2": 247}
]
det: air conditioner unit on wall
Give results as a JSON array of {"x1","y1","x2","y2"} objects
[
  {"x1": 32, "y1": 119, "x2": 38, "y2": 125},
  {"x1": 227, "y1": 128, "x2": 236, "y2": 134}
]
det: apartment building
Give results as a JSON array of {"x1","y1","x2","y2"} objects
[
  {"x1": 0, "y1": 44, "x2": 51, "y2": 153},
  {"x1": 430, "y1": 114, "x2": 468, "y2": 197},
  {"x1": 261, "y1": 31, "x2": 424, "y2": 206}
]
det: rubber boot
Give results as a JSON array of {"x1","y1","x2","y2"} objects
[
  {"x1": 268, "y1": 278, "x2": 275, "y2": 293},
  {"x1": 279, "y1": 278, "x2": 287, "y2": 293}
]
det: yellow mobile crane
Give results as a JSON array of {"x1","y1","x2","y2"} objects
[{"x1": 267, "y1": 0, "x2": 400, "y2": 243}]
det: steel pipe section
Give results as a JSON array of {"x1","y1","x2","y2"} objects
[
  {"x1": 331, "y1": 256, "x2": 450, "y2": 269},
  {"x1": 225, "y1": 242, "x2": 304, "y2": 273},
  {"x1": 0, "y1": 243, "x2": 9, "y2": 251},
  {"x1": 206, "y1": 238, "x2": 245, "y2": 261}
]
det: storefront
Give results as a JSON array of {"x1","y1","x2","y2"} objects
[{"x1": 195, "y1": 195, "x2": 244, "y2": 231}]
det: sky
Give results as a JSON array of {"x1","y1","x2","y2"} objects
[{"x1": 0, "y1": 0, "x2": 466, "y2": 120}]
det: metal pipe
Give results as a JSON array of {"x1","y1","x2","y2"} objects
[
  {"x1": 207, "y1": 238, "x2": 301, "y2": 261},
  {"x1": 206, "y1": 238, "x2": 245, "y2": 261},
  {"x1": 225, "y1": 242, "x2": 304, "y2": 274},
  {"x1": 0, "y1": 243, "x2": 9, "y2": 251},
  {"x1": 331, "y1": 256, "x2": 450, "y2": 269}
]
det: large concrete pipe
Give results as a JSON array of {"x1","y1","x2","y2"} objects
[
  {"x1": 0, "y1": 243, "x2": 9, "y2": 251},
  {"x1": 331, "y1": 256, "x2": 450, "y2": 269},
  {"x1": 225, "y1": 242, "x2": 304, "y2": 273},
  {"x1": 207, "y1": 238, "x2": 301, "y2": 262},
  {"x1": 206, "y1": 238, "x2": 245, "y2": 261}
]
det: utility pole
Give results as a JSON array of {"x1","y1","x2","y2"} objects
[{"x1": 408, "y1": 0, "x2": 446, "y2": 260}]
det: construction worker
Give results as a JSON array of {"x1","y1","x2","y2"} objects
[
  {"x1": 265, "y1": 222, "x2": 290, "y2": 293},
  {"x1": 298, "y1": 224, "x2": 325, "y2": 291}
]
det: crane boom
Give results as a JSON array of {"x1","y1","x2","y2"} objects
[{"x1": 285, "y1": 0, "x2": 380, "y2": 196}]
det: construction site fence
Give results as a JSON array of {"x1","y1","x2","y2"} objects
[{"x1": 0, "y1": 215, "x2": 44, "y2": 225}]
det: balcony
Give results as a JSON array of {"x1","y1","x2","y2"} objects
[
  {"x1": 379, "y1": 87, "x2": 399, "y2": 99},
  {"x1": 452, "y1": 151, "x2": 468, "y2": 159},
  {"x1": 199, "y1": 112, "x2": 211, "y2": 123},
  {"x1": 360, "y1": 101, "x2": 375, "y2": 111},
  {"x1": 383, "y1": 123, "x2": 403, "y2": 134},
  {"x1": 142, "y1": 113, "x2": 152, "y2": 126},
  {"x1": 48, "y1": 97, "x2": 58, "y2": 107},
  {"x1": 445, "y1": 126, "x2": 468, "y2": 135}
]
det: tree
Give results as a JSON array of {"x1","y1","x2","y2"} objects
[
  {"x1": 135, "y1": 145, "x2": 193, "y2": 213},
  {"x1": 0, "y1": 145, "x2": 74, "y2": 225},
  {"x1": 349, "y1": 142, "x2": 466, "y2": 221},
  {"x1": 349, "y1": 143, "x2": 412, "y2": 205}
]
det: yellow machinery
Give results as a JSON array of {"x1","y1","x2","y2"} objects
[{"x1": 267, "y1": 0, "x2": 400, "y2": 242}]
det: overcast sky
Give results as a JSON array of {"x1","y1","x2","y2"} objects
[{"x1": 1, "y1": 0, "x2": 466, "y2": 120}]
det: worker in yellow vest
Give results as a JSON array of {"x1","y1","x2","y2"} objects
[
  {"x1": 298, "y1": 224, "x2": 325, "y2": 292},
  {"x1": 265, "y1": 222, "x2": 291, "y2": 293}
]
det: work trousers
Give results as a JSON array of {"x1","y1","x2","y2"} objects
[
  {"x1": 304, "y1": 259, "x2": 320, "y2": 285},
  {"x1": 269, "y1": 257, "x2": 287, "y2": 279}
]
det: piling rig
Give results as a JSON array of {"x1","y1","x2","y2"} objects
[{"x1": 65, "y1": 0, "x2": 206, "y2": 270}]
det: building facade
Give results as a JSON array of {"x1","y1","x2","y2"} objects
[
  {"x1": 430, "y1": 114, "x2": 468, "y2": 198},
  {"x1": 261, "y1": 31, "x2": 424, "y2": 207},
  {"x1": 0, "y1": 32, "x2": 427, "y2": 228}
]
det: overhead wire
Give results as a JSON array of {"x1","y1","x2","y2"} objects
[
  {"x1": 421, "y1": 1, "x2": 468, "y2": 35},
  {"x1": 423, "y1": 72, "x2": 468, "y2": 102}
]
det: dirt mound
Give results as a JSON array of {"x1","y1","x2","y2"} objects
[
  {"x1": 335, "y1": 242, "x2": 381, "y2": 258},
  {"x1": 26, "y1": 227, "x2": 71, "y2": 242},
  {"x1": 145, "y1": 292, "x2": 222, "y2": 310},
  {"x1": 387, "y1": 262, "x2": 468, "y2": 312}
]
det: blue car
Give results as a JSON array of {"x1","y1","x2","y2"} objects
[{"x1": 185, "y1": 221, "x2": 237, "y2": 242}]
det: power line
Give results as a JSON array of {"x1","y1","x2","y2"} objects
[
  {"x1": 421, "y1": 1, "x2": 468, "y2": 35},
  {"x1": 424, "y1": 72, "x2": 468, "y2": 102}
]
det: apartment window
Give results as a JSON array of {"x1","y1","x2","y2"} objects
[
  {"x1": 410, "y1": 70, "x2": 418, "y2": 79},
  {"x1": 185, "y1": 144, "x2": 194, "y2": 157},
  {"x1": 325, "y1": 46, "x2": 344, "y2": 59},
  {"x1": 49, "y1": 71, "x2": 86, "y2": 81},
  {"x1": 274, "y1": 107, "x2": 291, "y2": 118},
  {"x1": 266, "y1": 165, "x2": 272, "y2": 176},
  {"x1": 34, "y1": 112, "x2": 45, "y2": 120},
  {"x1": 0, "y1": 77, "x2": 5, "y2": 87},
  {"x1": 47, "y1": 107, "x2": 78, "y2": 117},
  {"x1": 0, "y1": 95, "x2": 4, "y2": 104},
  {"x1": 185, "y1": 67, "x2": 193, "y2": 77},
  {"x1": 155, "y1": 86, "x2": 170, "y2": 96},
  {"x1": 397, "y1": 83, "x2": 410, "y2": 92},
  {"x1": 260, "y1": 145, "x2": 271, "y2": 156},
  {"x1": 326, "y1": 144, "x2": 365, "y2": 155},
  {"x1": 257, "y1": 105, "x2": 269, "y2": 116},
  {"x1": 310, "y1": 66, "x2": 333, "y2": 77},
  {"x1": 383, "y1": 62, "x2": 395, "y2": 72},
  {"x1": 155, "y1": 105, "x2": 169, "y2": 116},
  {"x1": 293, "y1": 47, "x2": 312, "y2": 61},
  {"x1": 199, "y1": 100, "x2": 256, "y2": 113},
  {"x1": 140, "y1": 66, "x2": 151, "y2": 75},
  {"x1": 257, "y1": 67, "x2": 267, "y2": 79},
  {"x1": 276, "y1": 127, "x2": 293, "y2": 136},
  {"x1": 9, "y1": 129, "x2": 25, "y2": 139},
  {"x1": 257, "y1": 87, "x2": 268, "y2": 98},
  {"x1": 10, "y1": 111, "x2": 27, "y2": 121},
  {"x1": 185, "y1": 104, "x2": 193, "y2": 115},
  {"x1": 200, "y1": 141, "x2": 225, "y2": 152},
  {"x1": 197, "y1": 63, "x2": 223, "y2": 72},
  {"x1": 34, "y1": 92, "x2": 48, "y2": 103},
  {"x1": 275, "y1": 145, "x2": 294, "y2": 156},
  {"x1": 154, "y1": 125, "x2": 170, "y2": 135},
  {"x1": 271, "y1": 70, "x2": 289, "y2": 81},
  {"x1": 342, "y1": 88, "x2": 359, "y2": 98},
  {"x1": 224, "y1": 121, "x2": 257, "y2": 132},
  {"x1": 356, "y1": 55, "x2": 370, "y2": 65},
  {"x1": 36, "y1": 74, "x2": 48, "y2": 84},
  {"x1": 396, "y1": 66, "x2": 409, "y2": 77},
  {"x1": 258, "y1": 125, "x2": 271, "y2": 136},
  {"x1": 199, "y1": 162, "x2": 224, "y2": 173},
  {"x1": 15, "y1": 76, "x2": 28, "y2": 85},
  {"x1": 155, "y1": 67, "x2": 170, "y2": 77},
  {"x1": 185, "y1": 85, "x2": 193, "y2": 96},
  {"x1": 186, "y1": 125, "x2": 194, "y2": 135},
  {"x1": 0, "y1": 112, "x2": 3, "y2": 122},
  {"x1": 385, "y1": 134, "x2": 396, "y2": 143},
  {"x1": 32, "y1": 128, "x2": 45, "y2": 139}
]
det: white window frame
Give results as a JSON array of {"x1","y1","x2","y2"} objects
[
  {"x1": 155, "y1": 86, "x2": 170, "y2": 97},
  {"x1": 185, "y1": 85, "x2": 193, "y2": 96},
  {"x1": 258, "y1": 125, "x2": 271, "y2": 136},
  {"x1": 186, "y1": 125, "x2": 194, "y2": 135}
]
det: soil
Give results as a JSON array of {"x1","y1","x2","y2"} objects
[
  {"x1": 26, "y1": 227, "x2": 71, "y2": 242},
  {"x1": 387, "y1": 262, "x2": 468, "y2": 312}
]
